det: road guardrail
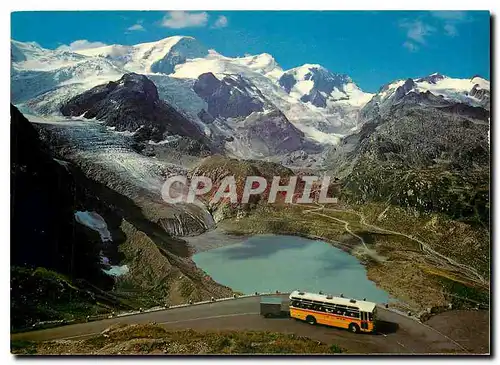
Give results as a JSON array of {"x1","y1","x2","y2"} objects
[{"x1": 19, "y1": 292, "x2": 291, "y2": 332}]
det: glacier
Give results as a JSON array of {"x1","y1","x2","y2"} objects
[{"x1": 11, "y1": 36, "x2": 491, "y2": 162}]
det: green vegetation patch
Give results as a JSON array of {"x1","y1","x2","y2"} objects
[{"x1": 10, "y1": 266, "x2": 114, "y2": 331}]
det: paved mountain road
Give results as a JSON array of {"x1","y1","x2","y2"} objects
[{"x1": 11, "y1": 295, "x2": 476, "y2": 354}]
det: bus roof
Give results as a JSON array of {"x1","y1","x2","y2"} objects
[
  {"x1": 260, "y1": 296, "x2": 282, "y2": 304},
  {"x1": 289, "y1": 290, "x2": 377, "y2": 312}
]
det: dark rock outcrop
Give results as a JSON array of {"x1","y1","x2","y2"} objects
[
  {"x1": 193, "y1": 72, "x2": 265, "y2": 119},
  {"x1": 305, "y1": 68, "x2": 352, "y2": 95},
  {"x1": 278, "y1": 72, "x2": 297, "y2": 93},
  {"x1": 197, "y1": 109, "x2": 215, "y2": 124},
  {"x1": 193, "y1": 72, "x2": 321, "y2": 157},
  {"x1": 60, "y1": 73, "x2": 211, "y2": 149},
  {"x1": 469, "y1": 84, "x2": 491, "y2": 110},
  {"x1": 300, "y1": 89, "x2": 327, "y2": 108},
  {"x1": 243, "y1": 109, "x2": 318, "y2": 155},
  {"x1": 393, "y1": 78, "x2": 416, "y2": 101},
  {"x1": 10, "y1": 104, "x2": 132, "y2": 328},
  {"x1": 278, "y1": 65, "x2": 353, "y2": 107}
]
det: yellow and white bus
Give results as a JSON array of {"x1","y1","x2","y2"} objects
[{"x1": 289, "y1": 290, "x2": 377, "y2": 333}]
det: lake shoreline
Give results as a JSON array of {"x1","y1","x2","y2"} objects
[
  {"x1": 184, "y1": 227, "x2": 252, "y2": 254},
  {"x1": 191, "y1": 234, "x2": 391, "y2": 303},
  {"x1": 186, "y1": 225, "x2": 359, "y2": 259}
]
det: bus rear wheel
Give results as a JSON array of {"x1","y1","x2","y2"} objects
[
  {"x1": 348, "y1": 323, "x2": 360, "y2": 333},
  {"x1": 306, "y1": 315, "x2": 316, "y2": 325}
]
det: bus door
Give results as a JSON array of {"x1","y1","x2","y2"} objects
[{"x1": 360, "y1": 312, "x2": 369, "y2": 330}]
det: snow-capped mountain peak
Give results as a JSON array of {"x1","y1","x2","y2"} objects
[
  {"x1": 470, "y1": 75, "x2": 490, "y2": 90},
  {"x1": 11, "y1": 39, "x2": 44, "y2": 61},
  {"x1": 360, "y1": 72, "x2": 491, "y2": 124},
  {"x1": 415, "y1": 72, "x2": 445, "y2": 84},
  {"x1": 374, "y1": 73, "x2": 490, "y2": 110},
  {"x1": 11, "y1": 36, "x2": 379, "y2": 149},
  {"x1": 11, "y1": 39, "x2": 87, "y2": 71},
  {"x1": 278, "y1": 63, "x2": 372, "y2": 108},
  {"x1": 231, "y1": 52, "x2": 283, "y2": 78},
  {"x1": 15, "y1": 36, "x2": 487, "y2": 162}
]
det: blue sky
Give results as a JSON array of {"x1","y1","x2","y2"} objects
[{"x1": 11, "y1": 11, "x2": 490, "y2": 92}]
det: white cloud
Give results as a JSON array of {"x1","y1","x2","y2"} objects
[
  {"x1": 400, "y1": 20, "x2": 436, "y2": 45},
  {"x1": 127, "y1": 23, "x2": 145, "y2": 32},
  {"x1": 57, "y1": 40, "x2": 107, "y2": 52},
  {"x1": 399, "y1": 11, "x2": 474, "y2": 52},
  {"x1": 212, "y1": 15, "x2": 228, "y2": 28},
  {"x1": 430, "y1": 11, "x2": 471, "y2": 37},
  {"x1": 430, "y1": 11, "x2": 467, "y2": 21},
  {"x1": 403, "y1": 41, "x2": 419, "y2": 52},
  {"x1": 161, "y1": 11, "x2": 208, "y2": 29}
]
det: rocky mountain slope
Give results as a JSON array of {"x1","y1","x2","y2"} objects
[
  {"x1": 12, "y1": 37, "x2": 490, "y2": 165},
  {"x1": 59, "y1": 72, "x2": 212, "y2": 154},
  {"x1": 11, "y1": 104, "x2": 125, "y2": 328},
  {"x1": 11, "y1": 105, "x2": 233, "y2": 329},
  {"x1": 359, "y1": 73, "x2": 490, "y2": 123},
  {"x1": 11, "y1": 36, "x2": 373, "y2": 160},
  {"x1": 10, "y1": 35, "x2": 491, "y2": 318},
  {"x1": 278, "y1": 64, "x2": 373, "y2": 133},
  {"x1": 191, "y1": 72, "x2": 320, "y2": 157},
  {"x1": 326, "y1": 74, "x2": 490, "y2": 225}
]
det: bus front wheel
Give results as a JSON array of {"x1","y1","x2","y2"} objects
[
  {"x1": 306, "y1": 315, "x2": 316, "y2": 325},
  {"x1": 348, "y1": 323, "x2": 360, "y2": 333}
]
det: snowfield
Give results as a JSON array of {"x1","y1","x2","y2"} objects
[
  {"x1": 376, "y1": 73, "x2": 490, "y2": 108},
  {"x1": 74, "y1": 211, "x2": 112, "y2": 242},
  {"x1": 11, "y1": 36, "x2": 372, "y2": 148},
  {"x1": 11, "y1": 36, "x2": 491, "y2": 157}
]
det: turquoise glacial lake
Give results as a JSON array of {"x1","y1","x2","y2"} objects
[{"x1": 193, "y1": 234, "x2": 390, "y2": 303}]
